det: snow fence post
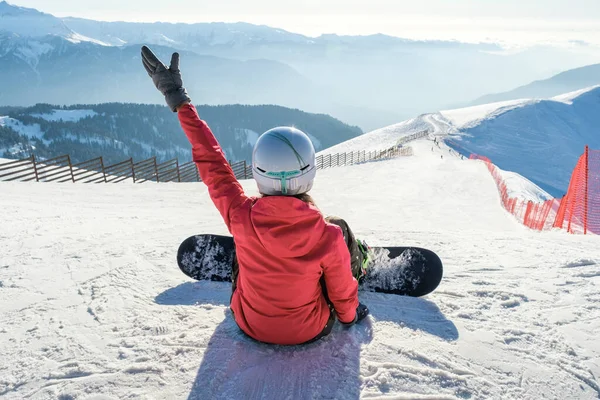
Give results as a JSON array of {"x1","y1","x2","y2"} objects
[
  {"x1": 100, "y1": 157, "x2": 107, "y2": 183},
  {"x1": 67, "y1": 155, "x2": 75, "y2": 183},
  {"x1": 524, "y1": 201, "x2": 533, "y2": 227},
  {"x1": 129, "y1": 158, "x2": 135, "y2": 183},
  {"x1": 154, "y1": 157, "x2": 159, "y2": 183},
  {"x1": 584, "y1": 145, "x2": 589, "y2": 235},
  {"x1": 31, "y1": 155, "x2": 40, "y2": 182}
]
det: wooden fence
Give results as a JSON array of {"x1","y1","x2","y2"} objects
[
  {"x1": 397, "y1": 130, "x2": 431, "y2": 145},
  {"x1": 0, "y1": 142, "x2": 413, "y2": 184},
  {"x1": 316, "y1": 145, "x2": 413, "y2": 169}
]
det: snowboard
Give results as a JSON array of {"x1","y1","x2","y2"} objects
[{"x1": 177, "y1": 234, "x2": 443, "y2": 297}]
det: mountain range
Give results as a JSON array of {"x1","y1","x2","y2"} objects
[
  {"x1": 473, "y1": 63, "x2": 600, "y2": 105},
  {"x1": 2, "y1": 1, "x2": 600, "y2": 130}
]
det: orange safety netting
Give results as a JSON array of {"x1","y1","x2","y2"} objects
[
  {"x1": 553, "y1": 147, "x2": 600, "y2": 234},
  {"x1": 470, "y1": 147, "x2": 598, "y2": 234}
]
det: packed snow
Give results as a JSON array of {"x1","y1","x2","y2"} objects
[
  {"x1": 31, "y1": 109, "x2": 98, "y2": 123},
  {"x1": 320, "y1": 124, "x2": 549, "y2": 202},
  {"x1": 2, "y1": 139, "x2": 599, "y2": 399}
]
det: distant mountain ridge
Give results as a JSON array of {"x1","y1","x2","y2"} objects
[
  {"x1": 1, "y1": 1, "x2": 599, "y2": 130},
  {"x1": 0, "y1": 1, "x2": 104, "y2": 44},
  {"x1": 472, "y1": 64, "x2": 600, "y2": 105},
  {"x1": 0, "y1": 103, "x2": 362, "y2": 164},
  {"x1": 0, "y1": 37, "x2": 317, "y2": 114}
]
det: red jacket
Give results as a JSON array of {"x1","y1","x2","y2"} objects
[{"x1": 178, "y1": 104, "x2": 359, "y2": 345}]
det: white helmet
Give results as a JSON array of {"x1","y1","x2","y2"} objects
[{"x1": 252, "y1": 127, "x2": 317, "y2": 196}]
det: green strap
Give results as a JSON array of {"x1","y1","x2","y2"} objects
[{"x1": 266, "y1": 170, "x2": 301, "y2": 194}]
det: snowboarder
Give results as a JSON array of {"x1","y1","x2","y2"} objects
[{"x1": 141, "y1": 46, "x2": 369, "y2": 345}]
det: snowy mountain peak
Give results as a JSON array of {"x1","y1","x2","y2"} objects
[
  {"x1": 0, "y1": 1, "x2": 43, "y2": 16},
  {"x1": 60, "y1": 17, "x2": 312, "y2": 48},
  {"x1": 0, "y1": 1, "x2": 109, "y2": 45},
  {"x1": 0, "y1": 1, "x2": 73, "y2": 38}
]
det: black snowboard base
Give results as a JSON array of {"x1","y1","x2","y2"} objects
[{"x1": 177, "y1": 234, "x2": 443, "y2": 297}]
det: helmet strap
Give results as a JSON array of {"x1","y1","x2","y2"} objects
[{"x1": 266, "y1": 170, "x2": 301, "y2": 195}]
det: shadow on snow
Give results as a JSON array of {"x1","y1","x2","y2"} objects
[
  {"x1": 362, "y1": 292, "x2": 459, "y2": 341},
  {"x1": 155, "y1": 282, "x2": 458, "y2": 399},
  {"x1": 155, "y1": 281, "x2": 231, "y2": 307}
]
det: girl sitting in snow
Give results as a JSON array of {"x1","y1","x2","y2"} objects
[{"x1": 141, "y1": 46, "x2": 369, "y2": 345}]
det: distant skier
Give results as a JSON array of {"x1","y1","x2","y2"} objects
[{"x1": 141, "y1": 46, "x2": 369, "y2": 345}]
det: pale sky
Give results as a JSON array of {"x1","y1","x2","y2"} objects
[{"x1": 10, "y1": 0, "x2": 600, "y2": 45}]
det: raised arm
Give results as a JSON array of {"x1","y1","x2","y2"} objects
[
  {"x1": 178, "y1": 104, "x2": 248, "y2": 227},
  {"x1": 141, "y1": 45, "x2": 248, "y2": 229}
]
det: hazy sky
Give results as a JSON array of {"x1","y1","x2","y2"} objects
[{"x1": 10, "y1": 0, "x2": 600, "y2": 45}]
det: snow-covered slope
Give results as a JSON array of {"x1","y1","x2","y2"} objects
[
  {"x1": 445, "y1": 86, "x2": 600, "y2": 197},
  {"x1": 319, "y1": 126, "x2": 550, "y2": 203},
  {"x1": 2, "y1": 141, "x2": 600, "y2": 399},
  {"x1": 318, "y1": 116, "x2": 431, "y2": 155},
  {"x1": 322, "y1": 85, "x2": 600, "y2": 198}
]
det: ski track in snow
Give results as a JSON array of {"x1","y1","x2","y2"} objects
[{"x1": 1, "y1": 140, "x2": 600, "y2": 399}]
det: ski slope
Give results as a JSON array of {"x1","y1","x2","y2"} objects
[
  {"x1": 321, "y1": 85, "x2": 600, "y2": 199},
  {"x1": 1, "y1": 140, "x2": 600, "y2": 400},
  {"x1": 321, "y1": 131, "x2": 551, "y2": 202}
]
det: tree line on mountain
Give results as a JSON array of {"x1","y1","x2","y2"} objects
[{"x1": 0, "y1": 103, "x2": 362, "y2": 165}]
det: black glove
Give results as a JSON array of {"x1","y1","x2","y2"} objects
[
  {"x1": 141, "y1": 45, "x2": 191, "y2": 112},
  {"x1": 340, "y1": 303, "x2": 370, "y2": 327}
]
